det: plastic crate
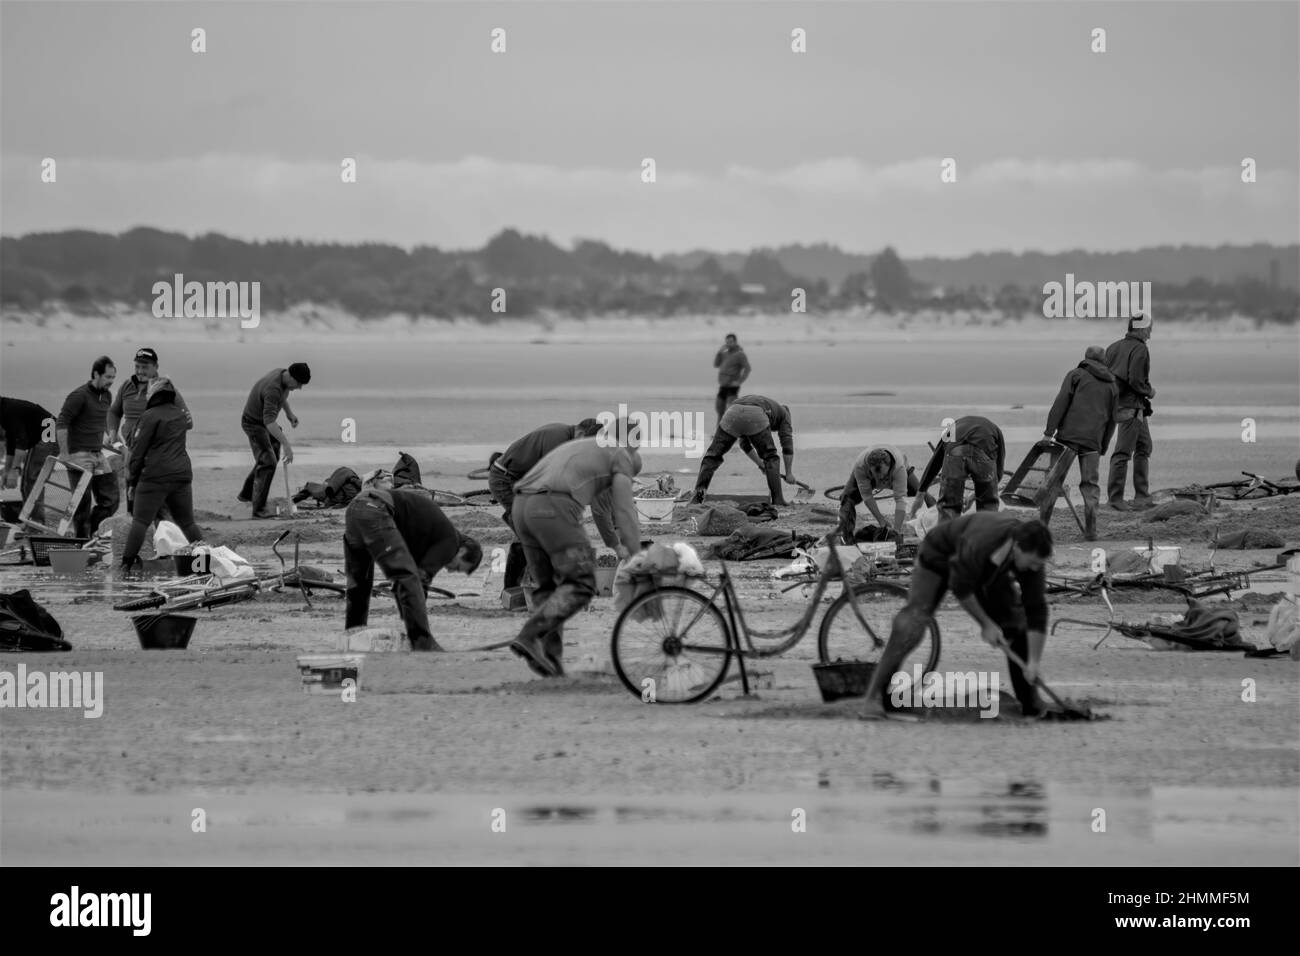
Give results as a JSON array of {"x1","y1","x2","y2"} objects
[{"x1": 27, "y1": 535, "x2": 91, "y2": 567}]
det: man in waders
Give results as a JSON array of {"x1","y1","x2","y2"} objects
[
  {"x1": 1104, "y1": 315, "x2": 1156, "y2": 511},
  {"x1": 343, "y1": 486, "x2": 483, "y2": 651},
  {"x1": 489, "y1": 418, "x2": 603, "y2": 598},
  {"x1": 1043, "y1": 345, "x2": 1118, "y2": 540},
  {"x1": 508, "y1": 424, "x2": 643, "y2": 677},
  {"x1": 690, "y1": 394, "x2": 799, "y2": 506},
  {"x1": 860, "y1": 513, "x2": 1054, "y2": 721},
  {"x1": 911, "y1": 415, "x2": 1006, "y2": 523}
]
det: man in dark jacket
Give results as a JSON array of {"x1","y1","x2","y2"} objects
[
  {"x1": 56, "y1": 356, "x2": 120, "y2": 537},
  {"x1": 121, "y1": 378, "x2": 205, "y2": 569},
  {"x1": 1043, "y1": 346, "x2": 1119, "y2": 539},
  {"x1": 690, "y1": 394, "x2": 799, "y2": 506},
  {"x1": 1104, "y1": 316, "x2": 1155, "y2": 510},
  {"x1": 109, "y1": 347, "x2": 192, "y2": 525},
  {"x1": 860, "y1": 513, "x2": 1054, "y2": 721},
  {"x1": 1, "y1": 396, "x2": 57, "y2": 526},
  {"x1": 489, "y1": 418, "x2": 603, "y2": 594},
  {"x1": 912, "y1": 415, "x2": 1006, "y2": 523},
  {"x1": 344, "y1": 487, "x2": 482, "y2": 651},
  {"x1": 713, "y1": 334, "x2": 752, "y2": 418}
]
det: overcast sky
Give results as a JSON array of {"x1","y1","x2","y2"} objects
[{"x1": 2, "y1": 0, "x2": 1296, "y2": 257}]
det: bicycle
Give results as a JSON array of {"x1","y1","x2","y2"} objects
[
  {"x1": 1167, "y1": 471, "x2": 1300, "y2": 502},
  {"x1": 609, "y1": 533, "x2": 941, "y2": 703}
]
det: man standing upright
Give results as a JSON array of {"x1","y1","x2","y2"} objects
[
  {"x1": 55, "y1": 356, "x2": 120, "y2": 537},
  {"x1": 489, "y1": 417, "x2": 603, "y2": 596},
  {"x1": 1044, "y1": 345, "x2": 1118, "y2": 539},
  {"x1": 690, "y1": 394, "x2": 798, "y2": 506},
  {"x1": 238, "y1": 363, "x2": 310, "y2": 519},
  {"x1": 1104, "y1": 316, "x2": 1155, "y2": 510},
  {"x1": 508, "y1": 429, "x2": 643, "y2": 678},
  {"x1": 713, "y1": 333, "x2": 751, "y2": 418},
  {"x1": 1, "y1": 396, "x2": 57, "y2": 526}
]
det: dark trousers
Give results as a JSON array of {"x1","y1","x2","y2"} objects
[
  {"x1": 938, "y1": 445, "x2": 999, "y2": 522},
  {"x1": 892, "y1": 562, "x2": 1041, "y2": 714},
  {"x1": 512, "y1": 492, "x2": 597, "y2": 665},
  {"x1": 1107, "y1": 408, "x2": 1152, "y2": 501},
  {"x1": 122, "y1": 480, "x2": 202, "y2": 565},
  {"x1": 66, "y1": 454, "x2": 120, "y2": 538},
  {"x1": 694, "y1": 425, "x2": 783, "y2": 502},
  {"x1": 489, "y1": 468, "x2": 529, "y2": 589},
  {"x1": 715, "y1": 385, "x2": 740, "y2": 419},
  {"x1": 343, "y1": 492, "x2": 437, "y2": 650},
  {"x1": 239, "y1": 424, "x2": 281, "y2": 511},
  {"x1": 19, "y1": 441, "x2": 56, "y2": 526}
]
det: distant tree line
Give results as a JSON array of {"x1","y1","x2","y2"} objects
[{"x1": 1, "y1": 227, "x2": 1295, "y2": 323}]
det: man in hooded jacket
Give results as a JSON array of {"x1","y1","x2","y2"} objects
[
  {"x1": 1044, "y1": 345, "x2": 1119, "y2": 540},
  {"x1": 121, "y1": 378, "x2": 205, "y2": 570}
]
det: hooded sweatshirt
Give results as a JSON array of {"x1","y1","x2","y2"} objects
[
  {"x1": 127, "y1": 385, "x2": 194, "y2": 486},
  {"x1": 1045, "y1": 359, "x2": 1120, "y2": 453}
]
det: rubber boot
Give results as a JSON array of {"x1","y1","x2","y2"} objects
[
  {"x1": 1106, "y1": 459, "x2": 1128, "y2": 507},
  {"x1": 1131, "y1": 457, "x2": 1152, "y2": 507},
  {"x1": 765, "y1": 462, "x2": 787, "y2": 507},
  {"x1": 1083, "y1": 504, "x2": 1097, "y2": 541},
  {"x1": 503, "y1": 541, "x2": 527, "y2": 590}
]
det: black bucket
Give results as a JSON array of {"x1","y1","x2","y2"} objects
[
  {"x1": 812, "y1": 660, "x2": 876, "y2": 703},
  {"x1": 132, "y1": 613, "x2": 197, "y2": 649}
]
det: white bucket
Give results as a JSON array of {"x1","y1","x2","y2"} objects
[
  {"x1": 1134, "y1": 545, "x2": 1181, "y2": 573},
  {"x1": 297, "y1": 654, "x2": 363, "y2": 695},
  {"x1": 1286, "y1": 556, "x2": 1300, "y2": 598},
  {"x1": 634, "y1": 497, "x2": 676, "y2": 522}
]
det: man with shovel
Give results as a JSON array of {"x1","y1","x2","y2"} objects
[
  {"x1": 238, "y1": 363, "x2": 310, "y2": 519},
  {"x1": 860, "y1": 512, "x2": 1054, "y2": 721},
  {"x1": 690, "y1": 395, "x2": 800, "y2": 506},
  {"x1": 343, "y1": 486, "x2": 483, "y2": 651},
  {"x1": 489, "y1": 417, "x2": 604, "y2": 598}
]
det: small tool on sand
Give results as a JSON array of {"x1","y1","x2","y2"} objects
[{"x1": 992, "y1": 633, "x2": 1094, "y2": 720}]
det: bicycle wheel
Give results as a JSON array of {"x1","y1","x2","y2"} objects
[
  {"x1": 611, "y1": 586, "x2": 732, "y2": 703},
  {"x1": 817, "y1": 580, "x2": 940, "y2": 673},
  {"x1": 113, "y1": 592, "x2": 167, "y2": 612}
]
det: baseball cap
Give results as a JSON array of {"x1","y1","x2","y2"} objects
[{"x1": 134, "y1": 348, "x2": 159, "y2": 364}]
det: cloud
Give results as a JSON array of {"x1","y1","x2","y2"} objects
[{"x1": 2, "y1": 154, "x2": 1295, "y2": 257}]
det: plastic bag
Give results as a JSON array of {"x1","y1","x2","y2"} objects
[
  {"x1": 905, "y1": 505, "x2": 939, "y2": 540},
  {"x1": 152, "y1": 520, "x2": 189, "y2": 557},
  {"x1": 193, "y1": 545, "x2": 255, "y2": 582},
  {"x1": 1265, "y1": 596, "x2": 1299, "y2": 653},
  {"x1": 671, "y1": 542, "x2": 704, "y2": 577}
]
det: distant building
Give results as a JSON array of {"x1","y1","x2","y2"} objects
[{"x1": 739, "y1": 283, "x2": 766, "y2": 295}]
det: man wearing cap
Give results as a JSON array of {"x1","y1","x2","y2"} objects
[
  {"x1": 1104, "y1": 316, "x2": 1156, "y2": 510},
  {"x1": 1043, "y1": 345, "x2": 1119, "y2": 539},
  {"x1": 911, "y1": 415, "x2": 1006, "y2": 524},
  {"x1": 837, "y1": 444, "x2": 923, "y2": 543},
  {"x1": 488, "y1": 417, "x2": 604, "y2": 596},
  {"x1": 108, "y1": 348, "x2": 192, "y2": 521},
  {"x1": 238, "y1": 363, "x2": 310, "y2": 519},
  {"x1": 508, "y1": 427, "x2": 643, "y2": 677},
  {"x1": 343, "y1": 486, "x2": 483, "y2": 651},
  {"x1": 690, "y1": 394, "x2": 799, "y2": 506},
  {"x1": 1, "y1": 396, "x2": 57, "y2": 526},
  {"x1": 55, "y1": 356, "x2": 120, "y2": 537}
]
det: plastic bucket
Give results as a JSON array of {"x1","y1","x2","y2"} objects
[
  {"x1": 47, "y1": 547, "x2": 92, "y2": 575},
  {"x1": 634, "y1": 497, "x2": 676, "y2": 522},
  {"x1": 297, "y1": 654, "x2": 363, "y2": 695},
  {"x1": 1287, "y1": 556, "x2": 1300, "y2": 598},
  {"x1": 594, "y1": 566, "x2": 617, "y2": 597},
  {"x1": 132, "y1": 613, "x2": 197, "y2": 649},
  {"x1": 812, "y1": 660, "x2": 876, "y2": 703}
]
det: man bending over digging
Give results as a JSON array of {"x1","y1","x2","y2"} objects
[
  {"x1": 343, "y1": 486, "x2": 482, "y2": 651},
  {"x1": 859, "y1": 513, "x2": 1054, "y2": 721}
]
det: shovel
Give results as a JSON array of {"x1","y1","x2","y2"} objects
[
  {"x1": 992, "y1": 633, "x2": 1094, "y2": 719},
  {"x1": 280, "y1": 458, "x2": 297, "y2": 516}
]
